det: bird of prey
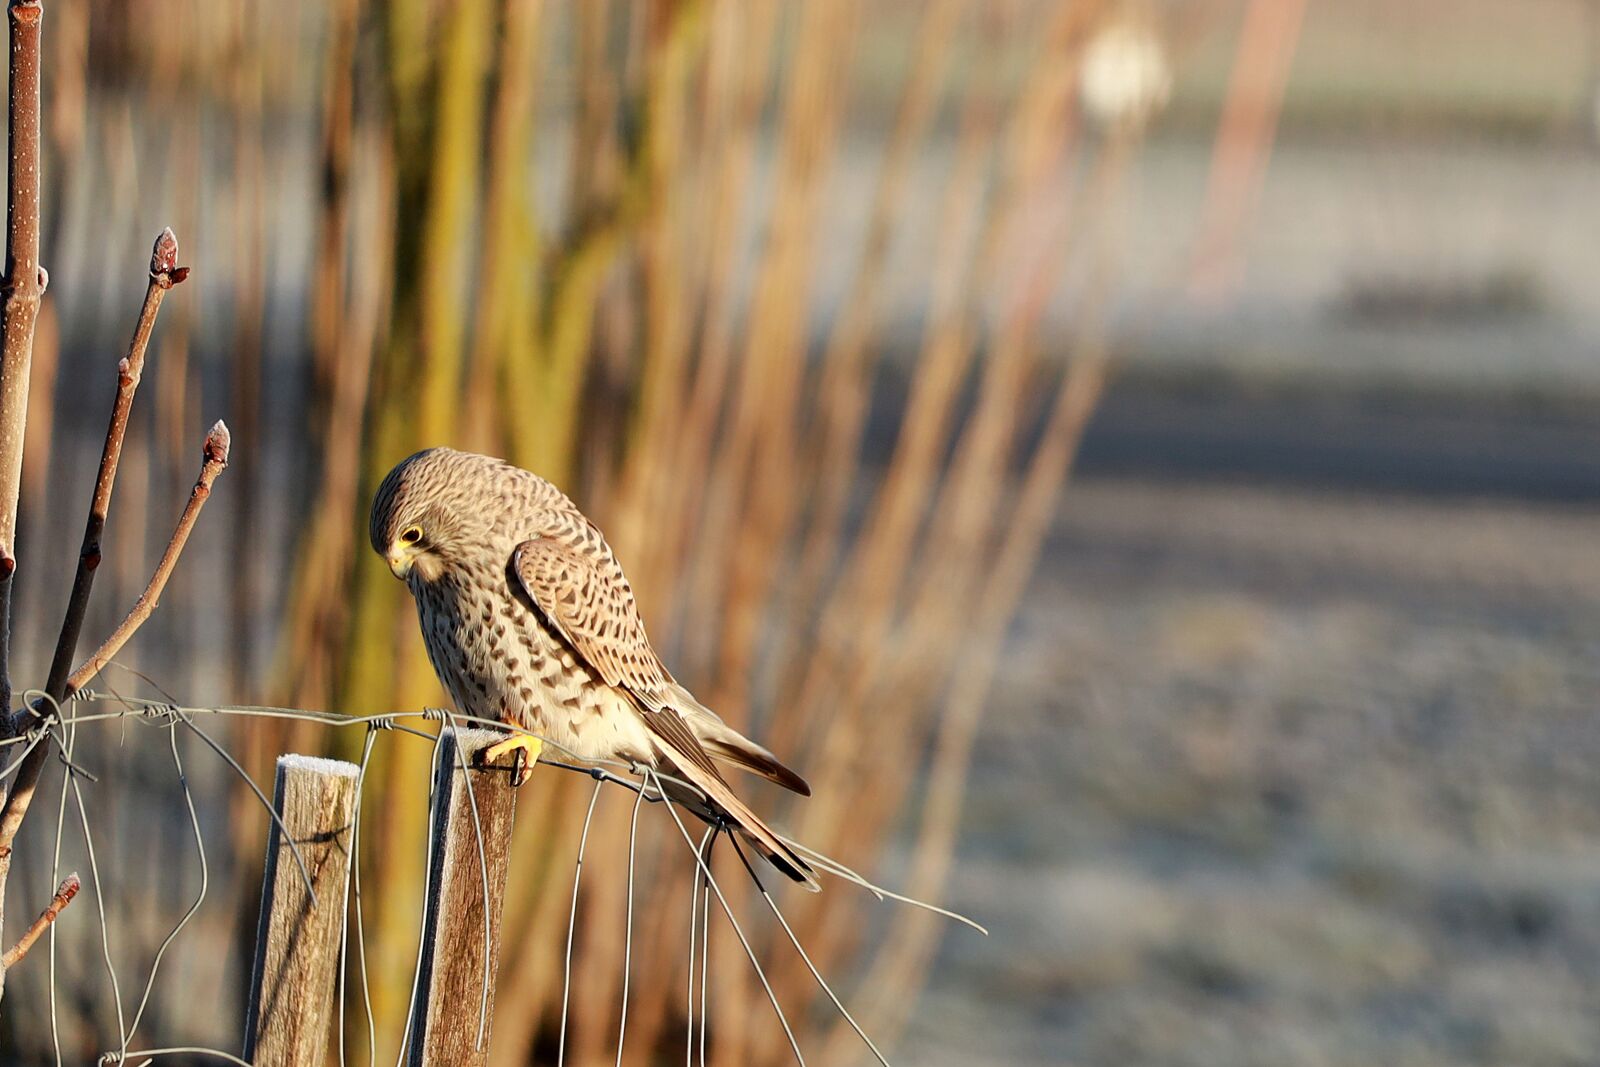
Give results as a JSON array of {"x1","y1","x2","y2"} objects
[{"x1": 370, "y1": 447, "x2": 816, "y2": 888}]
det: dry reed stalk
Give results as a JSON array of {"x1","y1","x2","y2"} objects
[
  {"x1": 652, "y1": 0, "x2": 780, "y2": 640},
  {"x1": 624, "y1": 2, "x2": 972, "y2": 1049},
  {"x1": 607, "y1": 0, "x2": 704, "y2": 571},
  {"x1": 568, "y1": 0, "x2": 621, "y2": 226},
  {"x1": 762, "y1": 7, "x2": 1003, "y2": 767},
  {"x1": 789, "y1": 0, "x2": 964, "y2": 601},
  {"x1": 690, "y1": 0, "x2": 859, "y2": 721},
  {"x1": 686, "y1": 8, "x2": 863, "y2": 1055},
  {"x1": 844, "y1": 144, "x2": 1127, "y2": 1046},
  {"x1": 282, "y1": 125, "x2": 393, "y2": 715},
  {"x1": 752, "y1": 8, "x2": 1113, "y2": 1052},
  {"x1": 309, "y1": 0, "x2": 362, "y2": 429},
  {"x1": 1189, "y1": 0, "x2": 1304, "y2": 301},
  {"x1": 781, "y1": 139, "x2": 1105, "y2": 1049},
  {"x1": 417, "y1": 0, "x2": 490, "y2": 446},
  {"x1": 561, "y1": 15, "x2": 717, "y2": 1063},
  {"x1": 339, "y1": 6, "x2": 500, "y2": 1053},
  {"x1": 44, "y1": 0, "x2": 83, "y2": 172},
  {"x1": 778, "y1": 0, "x2": 1088, "y2": 808},
  {"x1": 227, "y1": 18, "x2": 266, "y2": 697},
  {"x1": 463, "y1": 0, "x2": 545, "y2": 455}
]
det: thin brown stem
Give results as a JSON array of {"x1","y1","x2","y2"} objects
[
  {"x1": 0, "y1": 0, "x2": 43, "y2": 1009},
  {"x1": 43, "y1": 227, "x2": 187, "y2": 703},
  {"x1": 0, "y1": 871, "x2": 76, "y2": 970},
  {"x1": 65, "y1": 420, "x2": 229, "y2": 696},
  {"x1": 0, "y1": 423, "x2": 229, "y2": 881},
  {"x1": 0, "y1": 0, "x2": 45, "y2": 722}
]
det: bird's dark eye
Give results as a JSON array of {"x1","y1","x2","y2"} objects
[{"x1": 399, "y1": 524, "x2": 423, "y2": 546}]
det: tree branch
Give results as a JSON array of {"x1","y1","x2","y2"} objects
[
  {"x1": 0, "y1": 871, "x2": 76, "y2": 970},
  {"x1": 0, "y1": 0, "x2": 45, "y2": 721},
  {"x1": 0, "y1": 0, "x2": 43, "y2": 1008},
  {"x1": 42, "y1": 227, "x2": 187, "y2": 704},
  {"x1": 65, "y1": 420, "x2": 229, "y2": 695},
  {"x1": 0, "y1": 422, "x2": 228, "y2": 883}
]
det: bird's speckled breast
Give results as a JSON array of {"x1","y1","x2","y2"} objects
[{"x1": 409, "y1": 548, "x2": 654, "y2": 765}]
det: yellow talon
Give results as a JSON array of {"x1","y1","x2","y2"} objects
[{"x1": 482, "y1": 734, "x2": 543, "y2": 786}]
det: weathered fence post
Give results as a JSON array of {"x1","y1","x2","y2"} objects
[
  {"x1": 405, "y1": 726, "x2": 520, "y2": 1066},
  {"x1": 243, "y1": 754, "x2": 359, "y2": 1066}
]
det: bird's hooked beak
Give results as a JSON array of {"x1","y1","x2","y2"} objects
[{"x1": 385, "y1": 541, "x2": 414, "y2": 580}]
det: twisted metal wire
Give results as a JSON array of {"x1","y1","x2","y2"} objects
[{"x1": 0, "y1": 687, "x2": 980, "y2": 1066}]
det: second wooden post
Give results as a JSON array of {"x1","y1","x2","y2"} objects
[
  {"x1": 243, "y1": 754, "x2": 359, "y2": 1066},
  {"x1": 405, "y1": 726, "x2": 520, "y2": 1066}
]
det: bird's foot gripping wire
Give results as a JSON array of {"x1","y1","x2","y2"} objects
[{"x1": 480, "y1": 733, "x2": 543, "y2": 787}]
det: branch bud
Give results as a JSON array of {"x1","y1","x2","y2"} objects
[
  {"x1": 150, "y1": 228, "x2": 179, "y2": 277},
  {"x1": 204, "y1": 420, "x2": 231, "y2": 466}
]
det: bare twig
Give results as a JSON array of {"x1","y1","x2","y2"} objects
[
  {"x1": 44, "y1": 227, "x2": 188, "y2": 703},
  {"x1": 1, "y1": 870, "x2": 75, "y2": 969},
  {"x1": 0, "y1": 422, "x2": 229, "y2": 971},
  {"x1": 65, "y1": 421, "x2": 229, "y2": 694},
  {"x1": 0, "y1": 0, "x2": 45, "y2": 1007},
  {"x1": 0, "y1": 0, "x2": 45, "y2": 722},
  {"x1": 0, "y1": 231, "x2": 190, "y2": 984}
]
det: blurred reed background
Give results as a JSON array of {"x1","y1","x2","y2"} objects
[
  {"x1": 6, "y1": 0, "x2": 1600, "y2": 1064},
  {"x1": 0, "y1": 0, "x2": 1185, "y2": 1062}
]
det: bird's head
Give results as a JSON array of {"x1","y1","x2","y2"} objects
[{"x1": 370, "y1": 448, "x2": 482, "y2": 583}]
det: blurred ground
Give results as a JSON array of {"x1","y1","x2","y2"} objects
[{"x1": 905, "y1": 466, "x2": 1600, "y2": 1067}]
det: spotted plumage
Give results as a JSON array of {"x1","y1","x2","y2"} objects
[{"x1": 370, "y1": 447, "x2": 815, "y2": 887}]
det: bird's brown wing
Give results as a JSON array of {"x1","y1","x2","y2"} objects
[{"x1": 511, "y1": 533, "x2": 817, "y2": 889}]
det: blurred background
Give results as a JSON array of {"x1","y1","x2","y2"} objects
[{"x1": 3, "y1": 0, "x2": 1600, "y2": 1064}]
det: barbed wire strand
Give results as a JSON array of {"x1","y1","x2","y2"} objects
[
  {"x1": 614, "y1": 773, "x2": 648, "y2": 1067},
  {"x1": 684, "y1": 839, "x2": 697, "y2": 1065},
  {"x1": 645, "y1": 768, "x2": 805, "y2": 1066},
  {"x1": 46, "y1": 697, "x2": 72, "y2": 1067},
  {"x1": 38, "y1": 688, "x2": 986, "y2": 1062},
  {"x1": 684, "y1": 825, "x2": 708, "y2": 1067},
  {"x1": 782, "y1": 837, "x2": 987, "y2": 934},
  {"x1": 125, "y1": 723, "x2": 207, "y2": 1041},
  {"x1": 77, "y1": 690, "x2": 983, "y2": 881},
  {"x1": 338, "y1": 724, "x2": 381, "y2": 1067},
  {"x1": 99, "y1": 1045, "x2": 251, "y2": 1066},
  {"x1": 557, "y1": 777, "x2": 605, "y2": 1067},
  {"x1": 436, "y1": 708, "x2": 495, "y2": 1052},
  {"x1": 699, "y1": 831, "x2": 712, "y2": 1067},
  {"x1": 728, "y1": 834, "x2": 892, "y2": 1067},
  {"x1": 0, "y1": 720, "x2": 51, "y2": 775},
  {"x1": 84, "y1": 673, "x2": 214, "y2": 1056},
  {"x1": 64, "y1": 711, "x2": 131, "y2": 1060},
  {"x1": 173, "y1": 711, "x2": 317, "y2": 903},
  {"x1": 393, "y1": 719, "x2": 449, "y2": 1067}
]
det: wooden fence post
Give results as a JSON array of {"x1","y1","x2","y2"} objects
[
  {"x1": 405, "y1": 726, "x2": 520, "y2": 1066},
  {"x1": 243, "y1": 754, "x2": 359, "y2": 1066}
]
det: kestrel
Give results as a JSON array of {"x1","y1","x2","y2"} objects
[{"x1": 370, "y1": 447, "x2": 816, "y2": 888}]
